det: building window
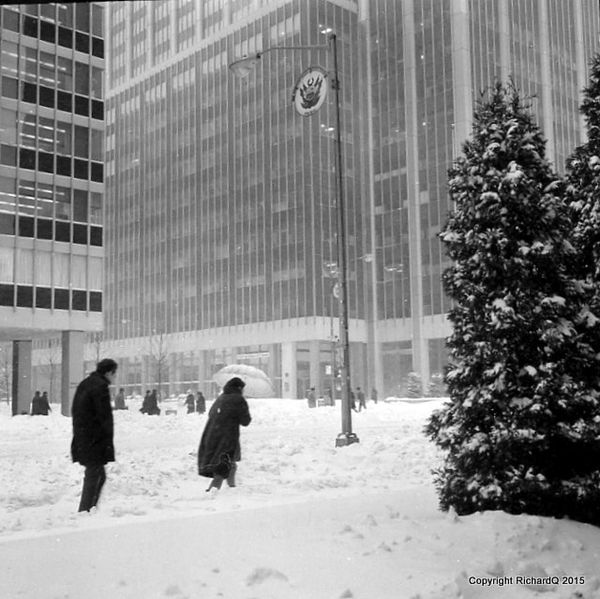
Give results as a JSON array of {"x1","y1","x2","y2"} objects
[
  {"x1": 74, "y1": 158, "x2": 88, "y2": 179},
  {"x1": 18, "y1": 216, "x2": 34, "y2": 237},
  {"x1": 36, "y1": 218, "x2": 52, "y2": 240},
  {"x1": 40, "y1": 20, "x2": 56, "y2": 43},
  {"x1": 56, "y1": 155, "x2": 71, "y2": 176},
  {"x1": 55, "y1": 221, "x2": 70, "y2": 242},
  {"x1": 58, "y1": 26, "x2": 72, "y2": 48},
  {"x1": 90, "y1": 291, "x2": 102, "y2": 311},
  {"x1": 90, "y1": 226, "x2": 102, "y2": 246},
  {"x1": 0, "y1": 145, "x2": 16, "y2": 167},
  {"x1": 0, "y1": 284, "x2": 14, "y2": 306},
  {"x1": 1, "y1": 76, "x2": 18, "y2": 99},
  {"x1": 38, "y1": 151, "x2": 53, "y2": 173},
  {"x1": 2, "y1": 8, "x2": 20, "y2": 33},
  {"x1": 19, "y1": 148, "x2": 36, "y2": 170},
  {"x1": 75, "y1": 94, "x2": 89, "y2": 116},
  {"x1": 35, "y1": 286, "x2": 52, "y2": 309},
  {"x1": 72, "y1": 289, "x2": 87, "y2": 310},
  {"x1": 22, "y1": 15, "x2": 38, "y2": 38},
  {"x1": 54, "y1": 288, "x2": 69, "y2": 310}
]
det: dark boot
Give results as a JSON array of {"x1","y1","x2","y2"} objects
[
  {"x1": 78, "y1": 464, "x2": 106, "y2": 512},
  {"x1": 226, "y1": 462, "x2": 237, "y2": 487},
  {"x1": 206, "y1": 475, "x2": 224, "y2": 492}
]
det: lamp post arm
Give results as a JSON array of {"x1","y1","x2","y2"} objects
[{"x1": 258, "y1": 44, "x2": 329, "y2": 55}]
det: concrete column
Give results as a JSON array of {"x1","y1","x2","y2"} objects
[
  {"x1": 497, "y1": 0, "x2": 511, "y2": 81},
  {"x1": 574, "y1": 0, "x2": 587, "y2": 142},
  {"x1": 12, "y1": 340, "x2": 32, "y2": 416},
  {"x1": 538, "y1": 0, "x2": 555, "y2": 166},
  {"x1": 308, "y1": 340, "x2": 320, "y2": 394},
  {"x1": 197, "y1": 350, "x2": 206, "y2": 391},
  {"x1": 403, "y1": 0, "x2": 428, "y2": 393},
  {"x1": 61, "y1": 331, "x2": 85, "y2": 417},
  {"x1": 358, "y1": 3, "x2": 384, "y2": 398},
  {"x1": 281, "y1": 341, "x2": 297, "y2": 400},
  {"x1": 268, "y1": 343, "x2": 279, "y2": 396},
  {"x1": 451, "y1": 0, "x2": 473, "y2": 151}
]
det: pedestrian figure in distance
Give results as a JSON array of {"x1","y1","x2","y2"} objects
[
  {"x1": 324, "y1": 387, "x2": 333, "y2": 406},
  {"x1": 196, "y1": 391, "x2": 206, "y2": 414},
  {"x1": 71, "y1": 358, "x2": 118, "y2": 512},
  {"x1": 114, "y1": 387, "x2": 127, "y2": 410},
  {"x1": 357, "y1": 387, "x2": 366, "y2": 411},
  {"x1": 30, "y1": 390, "x2": 45, "y2": 415},
  {"x1": 197, "y1": 377, "x2": 251, "y2": 492},
  {"x1": 350, "y1": 389, "x2": 357, "y2": 412},
  {"x1": 184, "y1": 389, "x2": 195, "y2": 414},
  {"x1": 306, "y1": 386, "x2": 317, "y2": 408},
  {"x1": 140, "y1": 390, "x2": 151, "y2": 413},
  {"x1": 370, "y1": 387, "x2": 378, "y2": 404},
  {"x1": 40, "y1": 391, "x2": 51, "y2": 415},
  {"x1": 141, "y1": 389, "x2": 160, "y2": 415}
]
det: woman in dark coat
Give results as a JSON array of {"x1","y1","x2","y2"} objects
[
  {"x1": 40, "y1": 391, "x2": 51, "y2": 415},
  {"x1": 197, "y1": 377, "x2": 251, "y2": 491},
  {"x1": 71, "y1": 358, "x2": 118, "y2": 512}
]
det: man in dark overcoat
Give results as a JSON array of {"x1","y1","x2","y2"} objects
[
  {"x1": 197, "y1": 377, "x2": 251, "y2": 491},
  {"x1": 71, "y1": 358, "x2": 118, "y2": 512},
  {"x1": 196, "y1": 391, "x2": 206, "y2": 414}
]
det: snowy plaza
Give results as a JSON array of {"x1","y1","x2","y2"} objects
[{"x1": 1, "y1": 397, "x2": 600, "y2": 599}]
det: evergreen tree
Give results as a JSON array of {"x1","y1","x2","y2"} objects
[
  {"x1": 567, "y1": 54, "x2": 600, "y2": 317},
  {"x1": 425, "y1": 83, "x2": 600, "y2": 526}
]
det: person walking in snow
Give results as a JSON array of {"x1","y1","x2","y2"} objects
[
  {"x1": 197, "y1": 377, "x2": 251, "y2": 492},
  {"x1": 71, "y1": 359, "x2": 118, "y2": 512},
  {"x1": 30, "y1": 390, "x2": 42, "y2": 415},
  {"x1": 114, "y1": 388, "x2": 127, "y2": 410},
  {"x1": 141, "y1": 389, "x2": 160, "y2": 415},
  {"x1": 370, "y1": 387, "x2": 378, "y2": 404},
  {"x1": 140, "y1": 390, "x2": 151, "y2": 413},
  {"x1": 184, "y1": 390, "x2": 195, "y2": 414},
  {"x1": 40, "y1": 391, "x2": 51, "y2": 414},
  {"x1": 306, "y1": 387, "x2": 317, "y2": 408},
  {"x1": 196, "y1": 391, "x2": 206, "y2": 414},
  {"x1": 356, "y1": 387, "x2": 366, "y2": 411}
]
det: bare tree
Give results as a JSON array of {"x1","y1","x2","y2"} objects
[
  {"x1": 147, "y1": 330, "x2": 169, "y2": 399},
  {"x1": 90, "y1": 331, "x2": 104, "y2": 365},
  {"x1": 38, "y1": 339, "x2": 61, "y2": 403},
  {"x1": 0, "y1": 343, "x2": 11, "y2": 405}
]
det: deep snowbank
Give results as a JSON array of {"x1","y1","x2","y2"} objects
[{"x1": 1, "y1": 398, "x2": 599, "y2": 598}]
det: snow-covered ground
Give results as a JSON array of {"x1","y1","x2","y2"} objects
[{"x1": 1, "y1": 397, "x2": 599, "y2": 599}]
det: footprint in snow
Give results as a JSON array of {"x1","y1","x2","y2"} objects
[
  {"x1": 245, "y1": 567, "x2": 289, "y2": 586},
  {"x1": 163, "y1": 583, "x2": 186, "y2": 597}
]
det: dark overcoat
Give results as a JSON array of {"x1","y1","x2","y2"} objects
[
  {"x1": 197, "y1": 389, "x2": 251, "y2": 478},
  {"x1": 71, "y1": 371, "x2": 115, "y2": 465}
]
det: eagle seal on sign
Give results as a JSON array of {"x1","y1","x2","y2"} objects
[{"x1": 299, "y1": 74, "x2": 324, "y2": 110}]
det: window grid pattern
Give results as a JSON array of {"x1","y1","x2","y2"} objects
[
  {"x1": 0, "y1": 2, "x2": 104, "y2": 313},
  {"x1": 105, "y1": 1, "x2": 363, "y2": 339}
]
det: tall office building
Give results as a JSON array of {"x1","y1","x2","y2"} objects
[
  {"x1": 0, "y1": 3, "x2": 105, "y2": 414},
  {"x1": 104, "y1": 0, "x2": 599, "y2": 398}
]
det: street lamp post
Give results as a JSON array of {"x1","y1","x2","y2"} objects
[{"x1": 229, "y1": 33, "x2": 358, "y2": 446}]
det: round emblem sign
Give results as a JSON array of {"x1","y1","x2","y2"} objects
[{"x1": 291, "y1": 66, "x2": 328, "y2": 117}]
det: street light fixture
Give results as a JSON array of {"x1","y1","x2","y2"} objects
[{"x1": 229, "y1": 33, "x2": 358, "y2": 447}]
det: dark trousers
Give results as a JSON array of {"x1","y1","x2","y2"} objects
[{"x1": 78, "y1": 464, "x2": 106, "y2": 512}]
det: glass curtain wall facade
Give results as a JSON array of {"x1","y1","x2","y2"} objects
[
  {"x1": 361, "y1": 0, "x2": 599, "y2": 394},
  {"x1": 105, "y1": 0, "x2": 599, "y2": 398},
  {"x1": 0, "y1": 3, "x2": 105, "y2": 314},
  {"x1": 0, "y1": 3, "x2": 105, "y2": 414},
  {"x1": 105, "y1": 0, "x2": 365, "y2": 398}
]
